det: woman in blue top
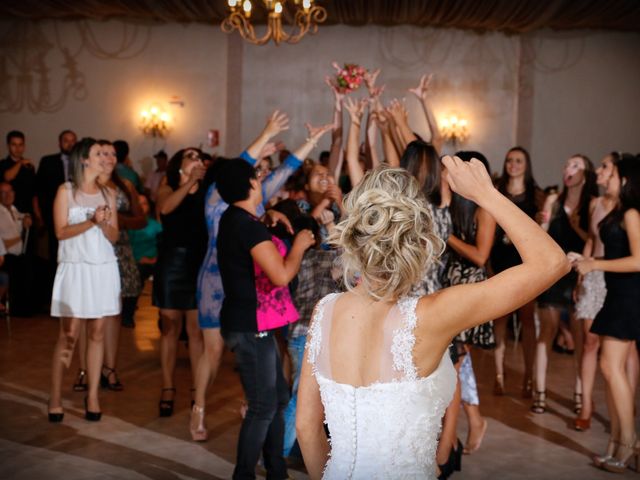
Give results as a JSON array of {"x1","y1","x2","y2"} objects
[{"x1": 190, "y1": 112, "x2": 334, "y2": 441}]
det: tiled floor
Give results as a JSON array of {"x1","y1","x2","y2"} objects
[{"x1": 0, "y1": 285, "x2": 638, "y2": 479}]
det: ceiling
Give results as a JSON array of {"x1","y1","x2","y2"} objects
[{"x1": 0, "y1": 0, "x2": 639, "y2": 33}]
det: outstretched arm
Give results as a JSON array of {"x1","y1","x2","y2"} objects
[
  {"x1": 386, "y1": 99, "x2": 417, "y2": 150},
  {"x1": 421, "y1": 156, "x2": 570, "y2": 341},
  {"x1": 408, "y1": 74, "x2": 444, "y2": 154},
  {"x1": 245, "y1": 110, "x2": 290, "y2": 161},
  {"x1": 325, "y1": 76, "x2": 344, "y2": 179},
  {"x1": 344, "y1": 97, "x2": 367, "y2": 188}
]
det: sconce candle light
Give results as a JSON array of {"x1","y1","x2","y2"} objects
[
  {"x1": 440, "y1": 113, "x2": 469, "y2": 144},
  {"x1": 140, "y1": 105, "x2": 171, "y2": 138}
]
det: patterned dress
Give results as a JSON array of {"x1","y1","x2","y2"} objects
[{"x1": 114, "y1": 187, "x2": 141, "y2": 298}]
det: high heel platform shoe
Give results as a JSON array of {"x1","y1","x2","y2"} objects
[
  {"x1": 601, "y1": 436, "x2": 640, "y2": 473},
  {"x1": 159, "y1": 387, "x2": 176, "y2": 417},
  {"x1": 73, "y1": 369, "x2": 88, "y2": 392},
  {"x1": 493, "y1": 374, "x2": 505, "y2": 396},
  {"x1": 190, "y1": 404, "x2": 208, "y2": 442},
  {"x1": 530, "y1": 390, "x2": 546, "y2": 414},
  {"x1": 84, "y1": 397, "x2": 102, "y2": 422},
  {"x1": 100, "y1": 366, "x2": 123, "y2": 391},
  {"x1": 593, "y1": 438, "x2": 618, "y2": 467}
]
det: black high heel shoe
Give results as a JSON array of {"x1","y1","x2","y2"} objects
[
  {"x1": 84, "y1": 397, "x2": 102, "y2": 422},
  {"x1": 100, "y1": 366, "x2": 123, "y2": 391},
  {"x1": 159, "y1": 388, "x2": 176, "y2": 417},
  {"x1": 48, "y1": 401, "x2": 64, "y2": 423}
]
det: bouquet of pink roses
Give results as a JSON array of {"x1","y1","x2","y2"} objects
[{"x1": 332, "y1": 62, "x2": 367, "y2": 94}]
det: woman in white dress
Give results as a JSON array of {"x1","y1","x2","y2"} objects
[
  {"x1": 48, "y1": 137, "x2": 120, "y2": 423},
  {"x1": 296, "y1": 157, "x2": 570, "y2": 479}
]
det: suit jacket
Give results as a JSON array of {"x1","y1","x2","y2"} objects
[{"x1": 37, "y1": 153, "x2": 65, "y2": 228}]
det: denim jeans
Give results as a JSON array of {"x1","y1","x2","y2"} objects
[
  {"x1": 282, "y1": 334, "x2": 307, "y2": 457},
  {"x1": 223, "y1": 331, "x2": 290, "y2": 480},
  {"x1": 460, "y1": 352, "x2": 480, "y2": 406}
]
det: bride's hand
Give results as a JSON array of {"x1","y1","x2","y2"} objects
[{"x1": 442, "y1": 155, "x2": 494, "y2": 204}]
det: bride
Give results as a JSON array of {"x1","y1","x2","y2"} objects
[{"x1": 296, "y1": 156, "x2": 570, "y2": 479}]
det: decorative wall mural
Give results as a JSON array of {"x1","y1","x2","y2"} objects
[{"x1": 0, "y1": 20, "x2": 150, "y2": 113}]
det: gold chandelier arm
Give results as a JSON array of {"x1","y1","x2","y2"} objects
[
  {"x1": 286, "y1": 5, "x2": 327, "y2": 44},
  {"x1": 221, "y1": 11, "x2": 276, "y2": 46}
]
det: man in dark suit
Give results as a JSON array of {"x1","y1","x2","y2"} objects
[{"x1": 36, "y1": 129, "x2": 77, "y2": 288}]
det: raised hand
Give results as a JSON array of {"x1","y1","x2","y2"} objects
[
  {"x1": 188, "y1": 164, "x2": 206, "y2": 183},
  {"x1": 385, "y1": 98, "x2": 409, "y2": 123},
  {"x1": 408, "y1": 73, "x2": 433, "y2": 100},
  {"x1": 263, "y1": 110, "x2": 290, "y2": 138},
  {"x1": 258, "y1": 142, "x2": 277, "y2": 159},
  {"x1": 325, "y1": 75, "x2": 344, "y2": 108},
  {"x1": 364, "y1": 68, "x2": 381, "y2": 94},
  {"x1": 305, "y1": 122, "x2": 334, "y2": 143},
  {"x1": 344, "y1": 97, "x2": 367, "y2": 125},
  {"x1": 442, "y1": 155, "x2": 494, "y2": 204},
  {"x1": 264, "y1": 209, "x2": 294, "y2": 234}
]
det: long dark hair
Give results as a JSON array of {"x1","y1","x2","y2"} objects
[
  {"x1": 496, "y1": 146, "x2": 539, "y2": 205},
  {"x1": 601, "y1": 153, "x2": 640, "y2": 227},
  {"x1": 400, "y1": 140, "x2": 441, "y2": 205},
  {"x1": 556, "y1": 154, "x2": 597, "y2": 232},
  {"x1": 166, "y1": 147, "x2": 203, "y2": 191},
  {"x1": 449, "y1": 151, "x2": 491, "y2": 241},
  {"x1": 98, "y1": 139, "x2": 131, "y2": 205}
]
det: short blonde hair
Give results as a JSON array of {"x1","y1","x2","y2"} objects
[{"x1": 329, "y1": 165, "x2": 443, "y2": 301}]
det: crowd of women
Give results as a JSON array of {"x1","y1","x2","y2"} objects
[{"x1": 42, "y1": 69, "x2": 640, "y2": 479}]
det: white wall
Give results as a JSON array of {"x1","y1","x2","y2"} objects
[
  {"x1": 0, "y1": 20, "x2": 228, "y2": 176},
  {"x1": 240, "y1": 25, "x2": 520, "y2": 173},
  {"x1": 527, "y1": 30, "x2": 640, "y2": 187},
  {"x1": 1, "y1": 20, "x2": 638, "y2": 187}
]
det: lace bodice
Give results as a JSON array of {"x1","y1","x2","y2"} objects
[{"x1": 307, "y1": 293, "x2": 456, "y2": 479}]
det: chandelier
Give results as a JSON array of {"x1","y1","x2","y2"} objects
[{"x1": 221, "y1": 0, "x2": 327, "y2": 46}]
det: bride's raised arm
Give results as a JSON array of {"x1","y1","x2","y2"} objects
[{"x1": 421, "y1": 156, "x2": 570, "y2": 341}]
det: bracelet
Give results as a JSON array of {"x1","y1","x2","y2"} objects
[{"x1": 305, "y1": 137, "x2": 318, "y2": 148}]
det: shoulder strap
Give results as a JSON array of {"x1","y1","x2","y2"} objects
[
  {"x1": 391, "y1": 296, "x2": 419, "y2": 381},
  {"x1": 306, "y1": 292, "x2": 339, "y2": 369}
]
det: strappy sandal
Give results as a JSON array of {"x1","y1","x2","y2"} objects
[
  {"x1": 73, "y1": 369, "x2": 88, "y2": 392},
  {"x1": 573, "y1": 392, "x2": 583, "y2": 414},
  {"x1": 100, "y1": 366, "x2": 123, "y2": 391},
  {"x1": 530, "y1": 390, "x2": 546, "y2": 414},
  {"x1": 159, "y1": 387, "x2": 176, "y2": 417}
]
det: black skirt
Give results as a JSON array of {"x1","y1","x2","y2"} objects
[
  {"x1": 538, "y1": 270, "x2": 576, "y2": 308},
  {"x1": 152, "y1": 246, "x2": 202, "y2": 310}
]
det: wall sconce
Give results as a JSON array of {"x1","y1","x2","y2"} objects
[
  {"x1": 140, "y1": 105, "x2": 171, "y2": 138},
  {"x1": 440, "y1": 114, "x2": 469, "y2": 145}
]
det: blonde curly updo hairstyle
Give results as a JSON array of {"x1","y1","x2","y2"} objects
[{"x1": 329, "y1": 165, "x2": 444, "y2": 301}]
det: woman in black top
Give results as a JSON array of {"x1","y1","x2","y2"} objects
[
  {"x1": 216, "y1": 159, "x2": 314, "y2": 480},
  {"x1": 491, "y1": 147, "x2": 545, "y2": 398},
  {"x1": 153, "y1": 148, "x2": 208, "y2": 417},
  {"x1": 575, "y1": 154, "x2": 640, "y2": 473},
  {"x1": 532, "y1": 154, "x2": 597, "y2": 414}
]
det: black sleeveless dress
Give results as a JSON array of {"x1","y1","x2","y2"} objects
[
  {"x1": 590, "y1": 215, "x2": 640, "y2": 340},
  {"x1": 538, "y1": 204, "x2": 586, "y2": 307},
  {"x1": 153, "y1": 188, "x2": 208, "y2": 310}
]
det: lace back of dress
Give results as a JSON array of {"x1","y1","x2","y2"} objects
[{"x1": 309, "y1": 294, "x2": 419, "y2": 385}]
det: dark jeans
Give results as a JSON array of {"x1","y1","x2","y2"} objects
[{"x1": 223, "y1": 331, "x2": 290, "y2": 480}]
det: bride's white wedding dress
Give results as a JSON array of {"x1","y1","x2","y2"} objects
[{"x1": 307, "y1": 293, "x2": 456, "y2": 479}]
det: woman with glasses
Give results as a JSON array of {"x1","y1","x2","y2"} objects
[{"x1": 154, "y1": 147, "x2": 208, "y2": 417}]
